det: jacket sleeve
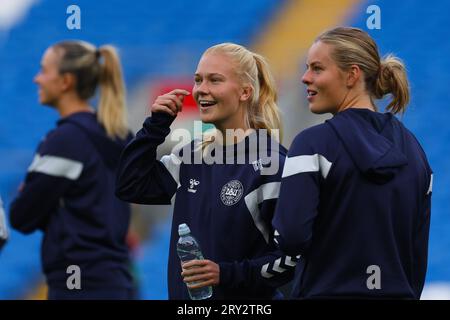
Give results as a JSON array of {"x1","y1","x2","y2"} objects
[
  {"x1": 272, "y1": 131, "x2": 329, "y2": 256},
  {"x1": 9, "y1": 128, "x2": 84, "y2": 234},
  {"x1": 218, "y1": 167, "x2": 297, "y2": 293},
  {"x1": 115, "y1": 112, "x2": 179, "y2": 205}
]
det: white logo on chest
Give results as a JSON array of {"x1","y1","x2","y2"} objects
[
  {"x1": 220, "y1": 180, "x2": 244, "y2": 206},
  {"x1": 188, "y1": 179, "x2": 200, "y2": 193}
]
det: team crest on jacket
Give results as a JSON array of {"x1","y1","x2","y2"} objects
[{"x1": 220, "y1": 180, "x2": 244, "y2": 206}]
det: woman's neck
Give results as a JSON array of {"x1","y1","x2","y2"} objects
[
  {"x1": 335, "y1": 89, "x2": 375, "y2": 114},
  {"x1": 56, "y1": 95, "x2": 94, "y2": 118}
]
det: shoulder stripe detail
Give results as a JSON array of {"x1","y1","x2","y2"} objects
[
  {"x1": 244, "y1": 182, "x2": 281, "y2": 243},
  {"x1": 282, "y1": 154, "x2": 332, "y2": 179},
  {"x1": 28, "y1": 154, "x2": 83, "y2": 180},
  {"x1": 160, "y1": 153, "x2": 181, "y2": 188}
]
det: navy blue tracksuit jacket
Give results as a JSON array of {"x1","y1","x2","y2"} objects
[
  {"x1": 273, "y1": 108, "x2": 432, "y2": 299},
  {"x1": 10, "y1": 112, "x2": 134, "y2": 295},
  {"x1": 116, "y1": 112, "x2": 296, "y2": 299}
]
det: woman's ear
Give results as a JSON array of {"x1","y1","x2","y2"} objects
[
  {"x1": 239, "y1": 85, "x2": 253, "y2": 102},
  {"x1": 346, "y1": 64, "x2": 362, "y2": 88},
  {"x1": 61, "y1": 72, "x2": 76, "y2": 92}
]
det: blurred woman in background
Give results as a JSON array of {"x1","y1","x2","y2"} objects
[
  {"x1": 273, "y1": 27, "x2": 432, "y2": 299},
  {"x1": 10, "y1": 41, "x2": 134, "y2": 299}
]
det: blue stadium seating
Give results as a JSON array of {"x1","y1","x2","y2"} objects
[{"x1": 135, "y1": 219, "x2": 171, "y2": 299}]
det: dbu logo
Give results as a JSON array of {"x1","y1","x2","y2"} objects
[{"x1": 225, "y1": 188, "x2": 239, "y2": 197}]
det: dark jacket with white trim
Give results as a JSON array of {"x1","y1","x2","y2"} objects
[
  {"x1": 273, "y1": 108, "x2": 432, "y2": 299},
  {"x1": 116, "y1": 112, "x2": 296, "y2": 299},
  {"x1": 10, "y1": 112, "x2": 134, "y2": 290}
]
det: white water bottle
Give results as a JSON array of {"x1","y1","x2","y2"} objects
[{"x1": 177, "y1": 223, "x2": 212, "y2": 300}]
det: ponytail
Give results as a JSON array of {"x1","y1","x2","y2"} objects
[
  {"x1": 52, "y1": 41, "x2": 129, "y2": 140},
  {"x1": 251, "y1": 53, "x2": 282, "y2": 141},
  {"x1": 374, "y1": 55, "x2": 410, "y2": 114},
  {"x1": 98, "y1": 46, "x2": 128, "y2": 139}
]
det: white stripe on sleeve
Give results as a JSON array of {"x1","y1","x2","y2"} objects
[
  {"x1": 282, "y1": 154, "x2": 332, "y2": 179},
  {"x1": 28, "y1": 154, "x2": 83, "y2": 180},
  {"x1": 0, "y1": 196, "x2": 8, "y2": 240},
  {"x1": 160, "y1": 153, "x2": 182, "y2": 188},
  {"x1": 427, "y1": 174, "x2": 433, "y2": 195},
  {"x1": 244, "y1": 182, "x2": 280, "y2": 243}
]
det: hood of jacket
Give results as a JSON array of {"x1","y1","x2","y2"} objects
[{"x1": 326, "y1": 108, "x2": 408, "y2": 184}]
